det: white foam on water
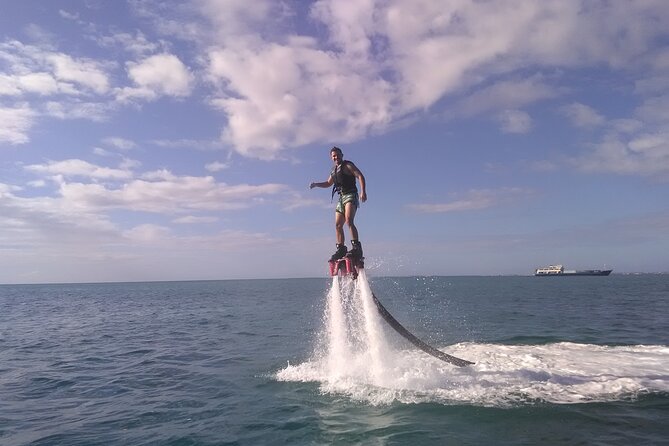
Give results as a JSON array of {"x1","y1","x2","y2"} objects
[
  {"x1": 324, "y1": 277, "x2": 350, "y2": 379},
  {"x1": 276, "y1": 272, "x2": 669, "y2": 406},
  {"x1": 355, "y1": 269, "x2": 392, "y2": 385}
]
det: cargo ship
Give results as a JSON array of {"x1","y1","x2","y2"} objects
[{"x1": 534, "y1": 264, "x2": 612, "y2": 276}]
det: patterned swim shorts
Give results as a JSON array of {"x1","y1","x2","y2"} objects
[{"x1": 335, "y1": 192, "x2": 359, "y2": 214}]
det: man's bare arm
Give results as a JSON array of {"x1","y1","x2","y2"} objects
[
  {"x1": 310, "y1": 175, "x2": 334, "y2": 189},
  {"x1": 346, "y1": 162, "x2": 367, "y2": 202}
]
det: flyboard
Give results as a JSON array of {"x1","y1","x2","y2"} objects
[{"x1": 329, "y1": 255, "x2": 474, "y2": 367}]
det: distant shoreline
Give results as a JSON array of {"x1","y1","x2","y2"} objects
[{"x1": 2, "y1": 272, "x2": 669, "y2": 286}]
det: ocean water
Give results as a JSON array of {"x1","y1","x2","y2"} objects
[{"x1": 0, "y1": 273, "x2": 668, "y2": 445}]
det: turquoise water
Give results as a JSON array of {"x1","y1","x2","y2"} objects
[{"x1": 1, "y1": 274, "x2": 667, "y2": 445}]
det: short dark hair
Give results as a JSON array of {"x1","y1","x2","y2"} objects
[{"x1": 330, "y1": 146, "x2": 342, "y2": 155}]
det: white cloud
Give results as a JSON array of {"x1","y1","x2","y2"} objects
[
  {"x1": 200, "y1": 0, "x2": 275, "y2": 41},
  {"x1": 205, "y1": 161, "x2": 229, "y2": 172},
  {"x1": 0, "y1": 183, "x2": 21, "y2": 194},
  {"x1": 0, "y1": 39, "x2": 117, "y2": 138},
  {"x1": 103, "y1": 137, "x2": 136, "y2": 150},
  {"x1": 139, "y1": 169, "x2": 176, "y2": 181},
  {"x1": 0, "y1": 74, "x2": 22, "y2": 95},
  {"x1": 186, "y1": 229, "x2": 278, "y2": 251},
  {"x1": 561, "y1": 102, "x2": 605, "y2": 128},
  {"x1": 25, "y1": 159, "x2": 134, "y2": 180},
  {"x1": 612, "y1": 119, "x2": 643, "y2": 134},
  {"x1": 27, "y1": 180, "x2": 47, "y2": 188},
  {"x1": 117, "y1": 53, "x2": 193, "y2": 101},
  {"x1": 130, "y1": 0, "x2": 210, "y2": 43},
  {"x1": 628, "y1": 134, "x2": 668, "y2": 155},
  {"x1": 0, "y1": 104, "x2": 36, "y2": 144},
  {"x1": 636, "y1": 94, "x2": 669, "y2": 124},
  {"x1": 281, "y1": 195, "x2": 328, "y2": 212},
  {"x1": 150, "y1": 138, "x2": 225, "y2": 150},
  {"x1": 23, "y1": 24, "x2": 58, "y2": 47},
  {"x1": 119, "y1": 157, "x2": 141, "y2": 170},
  {"x1": 497, "y1": 109, "x2": 532, "y2": 134},
  {"x1": 16, "y1": 72, "x2": 61, "y2": 95},
  {"x1": 123, "y1": 224, "x2": 171, "y2": 242},
  {"x1": 0, "y1": 43, "x2": 96, "y2": 97},
  {"x1": 0, "y1": 156, "x2": 294, "y2": 279},
  {"x1": 310, "y1": 0, "x2": 376, "y2": 57},
  {"x1": 58, "y1": 10, "x2": 80, "y2": 21},
  {"x1": 0, "y1": 181, "x2": 118, "y2": 243},
  {"x1": 97, "y1": 31, "x2": 162, "y2": 56},
  {"x1": 635, "y1": 75, "x2": 669, "y2": 96},
  {"x1": 193, "y1": 0, "x2": 669, "y2": 159},
  {"x1": 0, "y1": 159, "x2": 296, "y2": 282},
  {"x1": 93, "y1": 147, "x2": 112, "y2": 156},
  {"x1": 207, "y1": 40, "x2": 393, "y2": 159},
  {"x1": 128, "y1": 53, "x2": 192, "y2": 95},
  {"x1": 456, "y1": 77, "x2": 559, "y2": 118},
  {"x1": 572, "y1": 94, "x2": 669, "y2": 177},
  {"x1": 407, "y1": 188, "x2": 532, "y2": 213},
  {"x1": 43, "y1": 101, "x2": 111, "y2": 121},
  {"x1": 172, "y1": 215, "x2": 218, "y2": 224},
  {"x1": 575, "y1": 131, "x2": 669, "y2": 177},
  {"x1": 50, "y1": 170, "x2": 288, "y2": 214},
  {"x1": 47, "y1": 53, "x2": 110, "y2": 94}
]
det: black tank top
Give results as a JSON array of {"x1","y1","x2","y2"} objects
[{"x1": 331, "y1": 161, "x2": 357, "y2": 195}]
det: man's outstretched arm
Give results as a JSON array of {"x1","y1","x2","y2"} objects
[{"x1": 310, "y1": 175, "x2": 334, "y2": 189}]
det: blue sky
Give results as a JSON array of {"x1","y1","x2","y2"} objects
[{"x1": 1, "y1": 0, "x2": 668, "y2": 283}]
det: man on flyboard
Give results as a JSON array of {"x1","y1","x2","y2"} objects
[{"x1": 310, "y1": 146, "x2": 367, "y2": 266}]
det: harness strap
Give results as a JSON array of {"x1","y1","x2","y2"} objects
[
  {"x1": 330, "y1": 162, "x2": 342, "y2": 202},
  {"x1": 330, "y1": 160, "x2": 355, "y2": 202}
]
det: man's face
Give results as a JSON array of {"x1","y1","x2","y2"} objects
[{"x1": 331, "y1": 150, "x2": 342, "y2": 164}]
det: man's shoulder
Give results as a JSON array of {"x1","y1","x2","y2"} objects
[
  {"x1": 333, "y1": 160, "x2": 353, "y2": 169},
  {"x1": 343, "y1": 160, "x2": 359, "y2": 172}
]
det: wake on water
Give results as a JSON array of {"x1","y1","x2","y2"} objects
[{"x1": 276, "y1": 270, "x2": 669, "y2": 406}]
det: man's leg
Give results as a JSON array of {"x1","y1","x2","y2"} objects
[
  {"x1": 335, "y1": 211, "x2": 345, "y2": 245},
  {"x1": 345, "y1": 202, "x2": 363, "y2": 258},
  {"x1": 344, "y1": 202, "x2": 358, "y2": 241},
  {"x1": 330, "y1": 211, "x2": 348, "y2": 261}
]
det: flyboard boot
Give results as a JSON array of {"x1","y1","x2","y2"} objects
[
  {"x1": 329, "y1": 243, "x2": 347, "y2": 261},
  {"x1": 348, "y1": 240, "x2": 363, "y2": 260},
  {"x1": 329, "y1": 241, "x2": 363, "y2": 279}
]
